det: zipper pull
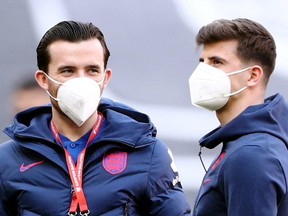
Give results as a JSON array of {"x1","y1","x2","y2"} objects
[{"x1": 124, "y1": 202, "x2": 129, "y2": 216}]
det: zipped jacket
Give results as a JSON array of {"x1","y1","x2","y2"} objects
[
  {"x1": 0, "y1": 98, "x2": 191, "y2": 216},
  {"x1": 193, "y1": 94, "x2": 288, "y2": 216}
]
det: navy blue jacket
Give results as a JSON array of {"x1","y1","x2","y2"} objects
[
  {"x1": 0, "y1": 98, "x2": 191, "y2": 216},
  {"x1": 193, "y1": 94, "x2": 288, "y2": 216}
]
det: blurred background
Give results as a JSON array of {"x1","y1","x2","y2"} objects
[{"x1": 1, "y1": 0, "x2": 288, "y2": 206}]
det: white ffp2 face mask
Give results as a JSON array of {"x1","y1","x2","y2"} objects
[
  {"x1": 45, "y1": 75, "x2": 102, "y2": 126},
  {"x1": 188, "y1": 63, "x2": 251, "y2": 111}
]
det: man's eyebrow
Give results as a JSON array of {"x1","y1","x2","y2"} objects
[
  {"x1": 86, "y1": 64, "x2": 101, "y2": 69},
  {"x1": 198, "y1": 56, "x2": 227, "y2": 62},
  {"x1": 57, "y1": 65, "x2": 75, "y2": 71},
  {"x1": 208, "y1": 56, "x2": 227, "y2": 63}
]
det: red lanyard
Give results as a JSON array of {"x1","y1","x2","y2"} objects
[{"x1": 50, "y1": 113, "x2": 103, "y2": 216}]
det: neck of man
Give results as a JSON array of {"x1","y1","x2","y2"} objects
[
  {"x1": 216, "y1": 90, "x2": 265, "y2": 126},
  {"x1": 51, "y1": 108, "x2": 98, "y2": 142}
]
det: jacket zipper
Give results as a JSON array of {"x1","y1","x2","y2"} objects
[{"x1": 124, "y1": 202, "x2": 129, "y2": 216}]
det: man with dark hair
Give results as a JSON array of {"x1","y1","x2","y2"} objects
[
  {"x1": 0, "y1": 21, "x2": 191, "y2": 215},
  {"x1": 189, "y1": 18, "x2": 288, "y2": 215}
]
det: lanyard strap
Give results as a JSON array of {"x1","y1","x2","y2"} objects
[{"x1": 51, "y1": 113, "x2": 103, "y2": 215}]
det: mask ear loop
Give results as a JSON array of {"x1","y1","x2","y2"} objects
[
  {"x1": 224, "y1": 86, "x2": 248, "y2": 97},
  {"x1": 42, "y1": 72, "x2": 63, "y2": 102},
  {"x1": 226, "y1": 66, "x2": 252, "y2": 76},
  {"x1": 223, "y1": 66, "x2": 252, "y2": 97},
  {"x1": 46, "y1": 90, "x2": 60, "y2": 102}
]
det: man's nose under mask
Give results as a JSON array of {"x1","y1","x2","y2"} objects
[
  {"x1": 44, "y1": 73, "x2": 102, "y2": 126},
  {"x1": 188, "y1": 63, "x2": 251, "y2": 111}
]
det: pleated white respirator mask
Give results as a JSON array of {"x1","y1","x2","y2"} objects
[
  {"x1": 44, "y1": 74, "x2": 103, "y2": 126},
  {"x1": 188, "y1": 63, "x2": 251, "y2": 111}
]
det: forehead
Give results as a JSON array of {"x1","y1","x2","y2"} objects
[
  {"x1": 47, "y1": 39, "x2": 104, "y2": 65},
  {"x1": 201, "y1": 40, "x2": 239, "y2": 61}
]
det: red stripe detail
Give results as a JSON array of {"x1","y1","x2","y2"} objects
[{"x1": 212, "y1": 152, "x2": 226, "y2": 170}]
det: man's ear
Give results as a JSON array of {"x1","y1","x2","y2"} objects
[
  {"x1": 103, "y1": 68, "x2": 112, "y2": 89},
  {"x1": 247, "y1": 65, "x2": 263, "y2": 87},
  {"x1": 35, "y1": 70, "x2": 49, "y2": 90}
]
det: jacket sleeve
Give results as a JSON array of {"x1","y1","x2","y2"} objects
[
  {"x1": 145, "y1": 141, "x2": 192, "y2": 215},
  {"x1": 221, "y1": 145, "x2": 286, "y2": 216}
]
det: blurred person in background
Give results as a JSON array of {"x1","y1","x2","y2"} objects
[
  {"x1": 9, "y1": 76, "x2": 50, "y2": 115},
  {"x1": 0, "y1": 21, "x2": 191, "y2": 215},
  {"x1": 189, "y1": 18, "x2": 288, "y2": 215}
]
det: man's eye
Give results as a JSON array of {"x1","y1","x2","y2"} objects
[
  {"x1": 62, "y1": 69, "x2": 73, "y2": 74},
  {"x1": 91, "y1": 69, "x2": 100, "y2": 73}
]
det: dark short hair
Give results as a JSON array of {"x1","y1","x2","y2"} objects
[
  {"x1": 36, "y1": 21, "x2": 110, "y2": 73},
  {"x1": 196, "y1": 18, "x2": 276, "y2": 79}
]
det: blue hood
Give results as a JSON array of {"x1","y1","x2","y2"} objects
[
  {"x1": 4, "y1": 98, "x2": 157, "y2": 148},
  {"x1": 199, "y1": 94, "x2": 288, "y2": 149}
]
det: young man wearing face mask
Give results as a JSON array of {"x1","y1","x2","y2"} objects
[
  {"x1": 189, "y1": 18, "x2": 288, "y2": 215},
  {"x1": 0, "y1": 21, "x2": 191, "y2": 216}
]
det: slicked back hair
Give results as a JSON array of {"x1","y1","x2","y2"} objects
[{"x1": 37, "y1": 21, "x2": 110, "y2": 73}]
